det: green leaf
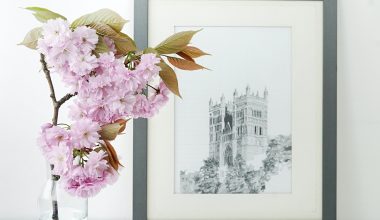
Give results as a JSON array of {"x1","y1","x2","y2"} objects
[
  {"x1": 182, "y1": 46, "x2": 210, "y2": 58},
  {"x1": 154, "y1": 30, "x2": 200, "y2": 55},
  {"x1": 113, "y1": 32, "x2": 137, "y2": 55},
  {"x1": 71, "y1": 8, "x2": 127, "y2": 31},
  {"x1": 167, "y1": 56, "x2": 208, "y2": 71},
  {"x1": 87, "y1": 23, "x2": 136, "y2": 55},
  {"x1": 102, "y1": 141, "x2": 121, "y2": 171},
  {"x1": 25, "y1": 7, "x2": 66, "y2": 22},
  {"x1": 94, "y1": 36, "x2": 110, "y2": 54},
  {"x1": 158, "y1": 61, "x2": 181, "y2": 98},
  {"x1": 18, "y1": 27, "x2": 42, "y2": 49},
  {"x1": 176, "y1": 51, "x2": 194, "y2": 62},
  {"x1": 99, "y1": 122, "x2": 122, "y2": 141},
  {"x1": 143, "y1": 47, "x2": 158, "y2": 54},
  {"x1": 88, "y1": 22, "x2": 128, "y2": 41}
]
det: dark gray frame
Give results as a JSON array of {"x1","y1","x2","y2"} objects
[{"x1": 133, "y1": 0, "x2": 337, "y2": 219}]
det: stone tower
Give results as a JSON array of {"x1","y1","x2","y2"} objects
[{"x1": 209, "y1": 86, "x2": 268, "y2": 168}]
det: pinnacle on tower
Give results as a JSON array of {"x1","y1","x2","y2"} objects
[
  {"x1": 264, "y1": 87, "x2": 268, "y2": 99},
  {"x1": 246, "y1": 85, "x2": 251, "y2": 95},
  {"x1": 233, "y1": 89, "x2": 238, "y2": 98},
  {"x1": 221, "y1": 94, "x2": 225, "y2": 103}
]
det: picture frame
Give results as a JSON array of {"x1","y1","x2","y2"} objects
[{"x1": 133, "y1": 0, "x2": 336, "y2": 219}]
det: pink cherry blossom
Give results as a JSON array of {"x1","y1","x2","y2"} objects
[
  {"x1": 68, "y1": 100, "x2": 90, "y2": 121},
  {"x1": 47, "y1": 143, "x2": 72, "y2": 176},
  {"x1": 62, "y1": 153, "x2": 118, "y2": 198},
  {"x1": 85, "y1": 151, "x2": 109, "y2": 177},
  {"x1": 110, "y1": 90, "x2": 136, "y2": 116},
  {"x1": 70, "y1": 118, "x2": 100, "y2": 149},
  {"x1": 132, "y1": 94, "x2": 153, "y2": 118},
  {"x1": 38, "y1": 125, "x2": 70, "y2": 155},
  {"x1": 72, "y1": 26, "x2": 98, "y2": 53},
  {"x1": 69, "y1": 53, "x2": 98, "y2": 76},
  {"x1": 134, "y1": 53, "x2": 161, "y2": 83},
  {"x1": 86, "y1": 103, "x2": 114, "y2": 124},
  {"x1": 40, "y1": 18, "x2": 71, "y2": 48},
  {"x1": 103, "y1": 37, "x2": 117, "y2": 54},
  {"x1": 131, "y1": 81, "x2": 170, "y2": 118}
]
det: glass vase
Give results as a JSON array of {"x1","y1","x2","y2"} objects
[{"x1": 38, "y1": 166, "x2": 88, "y2": 220}]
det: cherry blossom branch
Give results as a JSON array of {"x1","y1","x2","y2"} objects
[
  {"x1": 147, "y1": 84, "x2": 159, "y2": 93},
  {"x1": 40, "y1": 53, "x2": 78, "y2": 220},
  {"x1": 39, "y1": 54, "x2": 77, "y2": 125},
  {"x1": 57, "y1": 92, "x2": 78, "y2": 107}
]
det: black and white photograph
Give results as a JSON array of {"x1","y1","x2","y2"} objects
[{"x1": 175, "y1": 26, "x2": 293, "y2": 194}]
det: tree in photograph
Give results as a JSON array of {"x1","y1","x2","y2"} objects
[
  {"x1": 225, "y1": 154, "x2": 249, "y2": 193},
  {"x1": 194, "y1": 158, "x2": 221, "y2": 193},
  {"x1": 263, "y1": 139, "x2": 283, "y2": 175},
  {"x1": 245, "y1": 167, "x2": 267, "y2": 193},
  {"x1": 179, "y1": 170, "x2": 200, "y2": 193}
]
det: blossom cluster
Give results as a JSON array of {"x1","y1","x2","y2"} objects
[
  {"x1": 38, "y1": 119, "x2": 118, "y2": 197},
  {"x1": 36, "y1": 18, "x2": 170, "y2": 197},
  {"x1": 38, "y1": 18, "x2": 169, "y2": 124}
]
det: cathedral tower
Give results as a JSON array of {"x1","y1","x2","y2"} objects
[{"x1": 209, "y1": 86, "x2": 268, "y2": 167}]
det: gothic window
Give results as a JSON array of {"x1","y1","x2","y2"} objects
[
  {"x1": 218, "y1": 115, "x2": 222, "y2": 123},
  {"x1": 249, "y1": 108, "x2": 254, "y2": 116},
  {"x1": 259, "y1": 127, "x2": 262, "y2": 135},
  {"x1": 224, "y1": 145, "x2": 233, "y2": 167}
]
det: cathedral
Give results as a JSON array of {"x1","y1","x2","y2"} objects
[{"x1": 209, "y1": 85, "x2": 269, "y2": 168}]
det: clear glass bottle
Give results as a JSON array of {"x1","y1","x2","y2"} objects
[{"x1": 39, "y1": 166, "x2": 88, "y2": 220}]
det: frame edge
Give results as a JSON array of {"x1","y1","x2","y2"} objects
[
  {"x1": 133, "y1": 0, "x2": 149, "y2": 219},
  {"x1": 323, "y1": 0, "x2": 337, "y2": 219},
  {"x1": 133, "y1": 0, "x2": 337, "y2": 219}
]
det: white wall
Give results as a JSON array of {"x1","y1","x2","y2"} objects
[
  {"x1": 337, "y1": 0, "x2": 380, "y2": 220},
  {"x1": 0, "y1": 1, "x2": 134, "y2": 219}
]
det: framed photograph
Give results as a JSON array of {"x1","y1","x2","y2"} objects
[{"x1": 134, "y1": 0, "x2": 336, "y2": 219}]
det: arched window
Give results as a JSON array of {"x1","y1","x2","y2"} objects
[
  {"x1": 259, "y1": 127, "x2": 262, "y2": 135},
  {"x1": 250, "y1": 108, "x2": 254, "y2": 116},
  {"x1": 224, "y1": 145, "x2": 233, "y2": 167}
]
